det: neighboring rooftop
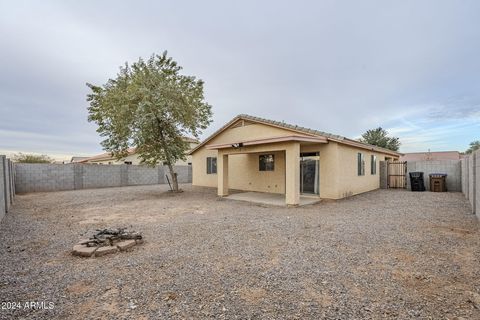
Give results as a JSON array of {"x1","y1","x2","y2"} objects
[
  {"x1": 182, "y1": 136, "x2": 201, "y2": 144},
  {"x1": 81, "y1": 137, "x2": 199, "y2": 163},
  {"x1": 80, "y1": 148, "x2": 137, "y2": 163},
  {"x1": 70, "y1": 156, "x2": 91, "y2": 163},
  {"x1": 400, "y1": 151, "x2": 461, "y2": 162}
]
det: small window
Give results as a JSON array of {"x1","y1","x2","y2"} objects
[
  {"x1": 188, "y1": 162, "x2": 192, "y2": 166},
  {"x1": 370, "y1": 155, "x2": 377, "y2": 175},
  {"x1": 206, "y1": 157, "x2": 217, "y2": 174},
  {"x1": 259, "y1": 154, "x2": 275, "y2": 171},
  {"x1": 357, "y1": 153, "x2": 365, "y2": 176},
  {"x1": 124, "y1": 161, "x2": 132, "y2": 165}
]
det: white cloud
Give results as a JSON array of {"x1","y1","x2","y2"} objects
[{"x1": 1, "y1": 0, "x2": 480, "y2": 155}]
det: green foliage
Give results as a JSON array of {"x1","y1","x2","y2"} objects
[
  {"x1": 86, "y1": 52, "x2": 212, "y2": 191},
  {"x1": 359, "y1": 127, "x2": 401, "y2": 151},
  {"x1": 465, "y1": 140, "x2": 480, "y2": 154},
  {"x1": 13, "y1": 153, "x2": 53, "y2": 163}
]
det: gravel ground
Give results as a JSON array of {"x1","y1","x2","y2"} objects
[{"x1": 0, "y1": 185, "x2": 479, "y2": 319}]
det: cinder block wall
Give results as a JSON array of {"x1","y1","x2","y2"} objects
[
  {"x1": 4, "y1": 160, "x2": 11, "y2": 212},
  {"x1": 468, "y1": 156, "x2": 474, "y2": 210},
  {"x1": 83, "y1": 165, "x2": 122, "y2": 189},
  {"x1": 379, "y1": 161, "x2": 388, "y2": 189},
  {"x1": 0, "y1": 156, "x2": 15, "y2": 221},
  {"x1": 14, "y1": 163, "x2": 192, "y2": 194},
  {"x1": 128, "y1": 165, "x2": 161, "y2": 185},
  {"x1": 406, "y1": 160, "x2": 462, "y2": 192},
  {"x1": 462, "y1": 150, "x2": 478, "y2": 215},
  {"x1": 15, "y1": 164, "x2": 75, "y2": 193},
  {"x1": 173, "y1": 165, "x2": 192, "y2": 183},
  {"x1": 0, "y1": 156, "x2": 6, "y2": 220},
  {"x1": 475, "y1": 151, "x2": 479, "y2": 214}
]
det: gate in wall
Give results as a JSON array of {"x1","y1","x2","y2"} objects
[{"x1": 387, "y1": 161, "x2": 407, "y2": 188}]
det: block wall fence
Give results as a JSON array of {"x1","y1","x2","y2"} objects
[
  {"x1": 14, "y1": 163, "x2": 192, "y2": 194},
  {"x1": 0, "y1": 156, "x2": 15, "y2": 222},
  {"x1": 379, "y1": 156, "x2": 478, "y2": 215},
  {"x1": 5, "y1": 154, "x2": 479, "y2": 216},
  {"x1": 405, "y1": 160, "x2": 462, "y2": 192},
  {"x1": 462, "y1": 149, "x2": 479, "y2": 215},
  {"x1": 379, "y1": 160, "x2": 462, "y2": 192}
]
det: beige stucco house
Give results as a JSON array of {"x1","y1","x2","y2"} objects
[
  {"x1": 190, "y1": 114, "x2": 401, "y2": 205},
  {"x1": 81, "y1": 137, "x2": 199, "y2": 166}
]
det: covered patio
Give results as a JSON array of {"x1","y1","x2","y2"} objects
[{"x1": 206, "y1": 135, "x2": 327, "y2": 206}]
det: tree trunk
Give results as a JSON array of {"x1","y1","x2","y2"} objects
[
  {"x1": 167, "y1": 162, "x2": 179, "y2": 192},
  {"x1": 154, "y1": 114, "x2": 180, "y2": 192}
]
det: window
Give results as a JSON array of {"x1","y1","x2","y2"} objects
[
  {"x1": 206, "y1": 157, "x2": 217, "y2": 174},
  {"x1": 188, "y1": 162, "x2": 192, "y2": 166},
  {"x1": 357, "y1": 153, "x2": 365, "y2": 176},
  {"x1": 371, "y1": 155, "x2": 377, "y2": 175},
  {"x1": 124, "y1": 161, "x2": 132, "y2": 165},
  {"x1": 259, "y1": 154, "x2": 275, "y2": 171}
]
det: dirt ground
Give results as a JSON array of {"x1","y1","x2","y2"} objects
[{"x1": 0, "y1": 184, "x2": 479, "y2": 319}]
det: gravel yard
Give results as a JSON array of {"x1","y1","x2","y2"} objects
[{"x1": 0, "y1": 184, "x2": 479, "y2": 319}]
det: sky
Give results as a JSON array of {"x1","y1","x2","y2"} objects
[{"x1": 1, "y1": 0, "x2": 479, "y2": 161}]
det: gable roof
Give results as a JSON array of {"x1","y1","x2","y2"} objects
[{"x1": 189, "y1": 114, "x2": 402, "y2": 157}]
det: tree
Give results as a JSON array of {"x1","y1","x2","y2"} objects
[
  {"x1": 465, "y1": 140, "x2": 480, "y2": 154},
  {"x1": 87, "y1": 52, "x2": 212, "y2": 192},
  {"x1": 13, "y1": 153, "x2": 53, "y2": 163},
  {"x1": 359, "y1": 127, "x2": 400, "y2": 151}
]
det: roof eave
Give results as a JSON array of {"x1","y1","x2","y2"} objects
[
  {"x1": 329, "y1": 137, "x2": 403, "y2": 157},
  {"x1": 205, "y1": 135, "x2": 328, "y2": 150}
]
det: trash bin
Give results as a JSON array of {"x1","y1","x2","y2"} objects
[
  {"x1": 409, "y1": 172, "x2": 426, "y2": 191},
  {"x1": 429, "y1": 174, "x2": 447, "y2": 192}
]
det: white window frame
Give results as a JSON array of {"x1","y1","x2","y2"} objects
[
  {"x1": 357, "y1": 153, "x2": 365, "y2": 176},
  {"x1": 206, "y1": 157, "x2": 217, "y2": 174},
  {"x1": 371, "y1": 155, "x2": 377, "y2": 175}
]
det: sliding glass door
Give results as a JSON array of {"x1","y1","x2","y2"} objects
[{"x1": 300, "y1": 152, "x2": 319, "y2": 195}]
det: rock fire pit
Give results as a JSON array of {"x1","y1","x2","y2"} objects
[{"x1": 72, "y1": 228, "x2": 143, "y2": 258}]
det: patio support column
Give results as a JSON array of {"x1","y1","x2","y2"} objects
[
  {"x1": 218, "y1": 152, "x2": 229, "y2": 196},
  {"x1": 285, "y1": 142, "x2": 300, "y2": 206}
]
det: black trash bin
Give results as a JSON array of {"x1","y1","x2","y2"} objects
[{"x1": 409, "y1": 172, "x2": 426, "y2": 191}]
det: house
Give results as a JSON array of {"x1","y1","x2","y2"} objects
[
  {"x1": 400, "y1": 151, "x2": 461, "y2": 162},
  {"x1": 190, "y1": 114, "x2": 401, "y2": 205},
  {"x1": 81, "y1": 137, "x2": 199, "y2": 165},
  {"x1": 70, "y1": 156, "x2": 90, "y2": 163}
]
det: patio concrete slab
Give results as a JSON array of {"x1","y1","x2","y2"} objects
[{"x1": 225, "y1": 191, "x2": 320, "y2": 206}]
